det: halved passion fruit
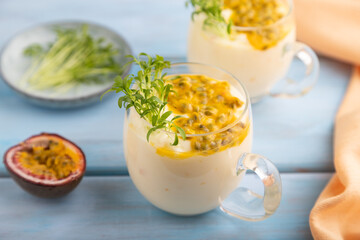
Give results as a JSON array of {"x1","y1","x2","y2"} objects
[{"x1": 3, "y1": 133, "x2": 86, "y2": 198}]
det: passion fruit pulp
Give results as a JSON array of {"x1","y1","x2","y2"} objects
[{"x1": 3, "y1": 133, "x2": 86, "y2": 198}]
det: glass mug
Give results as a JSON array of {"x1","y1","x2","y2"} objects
[
  {"x1": 187, "y1": 0, "x2": 319, "y2": 103},
  {"x1": 124, "y1": 63, "x2": 281, "y2": 221}
]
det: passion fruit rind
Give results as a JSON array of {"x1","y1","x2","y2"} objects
[
  {"x1": 3, "y1": 133, "x2": 86, "y2": 198},
  {"x1": 6, "y1": 167, "x2": 84, "y2": 198}
]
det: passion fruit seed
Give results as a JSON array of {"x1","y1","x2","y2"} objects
[
  {"x1": 17, "y1": 140, "x2": 79, "y2": 180},
  {"x1": 223, "y1": 0, "x2": 290, "y2": 50},
  {"x1": 166, "y1": 74, "x2": 249, "y2": 154},
  {"x1": 224, "y1": 0, "x2": 286, "y2": 27}
]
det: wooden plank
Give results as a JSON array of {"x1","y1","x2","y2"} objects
[
  {"x1": 252, "y1": 57, "x2": 351, "y2": 172},
  {"x1": 0, "y1": 173, "x2": 330, "y2": 239}
]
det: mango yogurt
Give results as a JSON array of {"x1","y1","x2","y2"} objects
[
  {"x1": 124, "y1": 73, "x2": 252, "y2": 215},
  {"x1": 187, "y1": 0, "x2": 296, "y2": 101}
]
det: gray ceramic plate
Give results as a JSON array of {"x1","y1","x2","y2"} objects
[{"x1": 0, "y1": 21, "x2": 132, "y2": 108}]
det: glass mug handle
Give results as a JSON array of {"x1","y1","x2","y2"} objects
[
  {"x1": 220, "y1": 153, "x2": 282, "y2": 221},
  {"x1": 270, "y1": 42, "x2": 320, "y2": 98}
]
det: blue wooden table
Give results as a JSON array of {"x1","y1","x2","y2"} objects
[{"x1": 0, "y1": 0, "x2": 352, "y2": 239}]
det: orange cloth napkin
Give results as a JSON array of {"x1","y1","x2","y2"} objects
[
  {"x1": 294, "y1": 0, "x2": 360, "y2": 239},
  {"x1": 294, "y1": 0, "x2": 360, "y2": 65},
  {"x1": 309, "y1": 68, "x2": 360, "y2": 239}
]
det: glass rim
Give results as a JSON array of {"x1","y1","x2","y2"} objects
[
  {"x1": 126, "y1": 62, "x2": 250, "y2": 138},
  {"x1": 226, "y1": 0, "x2": 293, "y2": 32}
]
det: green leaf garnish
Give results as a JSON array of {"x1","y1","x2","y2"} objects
[
  {"x1": 103, "y1": 53, "x2": 186, "y2": 145},
  {"x1": 171, "y1": 133, "x2": 179, "y2": 146},
  {"x1": 158, "y1": 111, "x2": 173, "y2": 124},
  {"x1": 186, "y1": 0, "x2": 232, "y2": 37},
  {"x1": 21, "y1": 24, "x2": 124, "y2": 92},
  {"x1": 175, "y1": 125, "x2": 186, "y2": 140}
]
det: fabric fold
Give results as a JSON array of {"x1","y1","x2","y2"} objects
[
  {"x1": 309, "y1": 67, "x2": 360, "y2": 240},
  {"x1": 293, "y1": 0, "x2": 360, "y2": 239}
]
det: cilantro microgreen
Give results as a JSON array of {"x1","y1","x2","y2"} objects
[
  {"x1": 186, "y1": 0, "x2": 232, "y2": 37},
  {"x1": 102, "y1": 53, "x2": 186, "y2": 146},
  {"x1": 21, "y1": 24, "x2": 123, "y2": 92}
]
